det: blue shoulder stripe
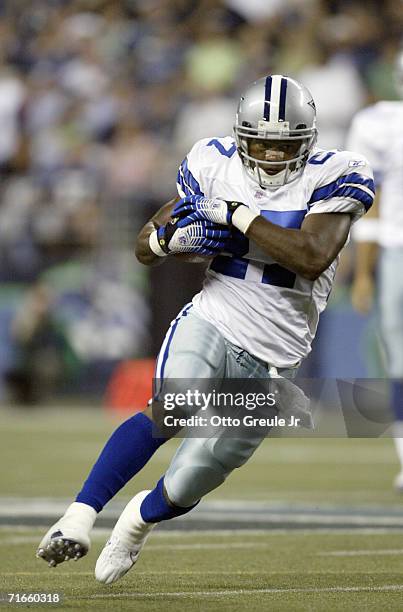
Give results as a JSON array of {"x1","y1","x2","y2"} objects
[
  {"x1": 182, "y1": 157, "x2": 203, "y2": 194},
  {"x1": 309, "y1": 173, "x2": 375, "y2": 208},
  {"x1": 177, "y1": 157, "x2": 204, "y2": 196},
  {"x1": 177, "y1": 168, "x2": 195, "y2": 196},
  {"x1": 331, "y1": 185, "x2": 373, "y2": 210}
]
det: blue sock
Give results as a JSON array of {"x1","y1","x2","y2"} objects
[
  {"x1": 140, "y1": 476, "x2": 199, "y2": 523},
  {"x1": 76, "y1": 413, "x2": 166, "y2": 512},
  {"x1": 392, "y1": 380, "x2": 403, "y2": 420}
]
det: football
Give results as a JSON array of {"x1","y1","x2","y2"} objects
[{"x1": 173, "y1": 252, "x2": 214, "y2": 264}]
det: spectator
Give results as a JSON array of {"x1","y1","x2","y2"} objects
[{"x1": 0, "y1": 0, "x2": 396, "y2": 401}]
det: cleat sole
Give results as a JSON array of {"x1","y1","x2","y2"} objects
[{"x1": 36, "y1": 538, "x2": 88, "y2": 567}]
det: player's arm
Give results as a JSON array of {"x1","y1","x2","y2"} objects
[
  {"x1": 135, "y1": 197, "x2": 180, "y2": 266},
  {"x1": 244, "y1": 211, "x2": 352, "y2": 281},
  {"x1": 172, "y1": 194, "x2": 351, "y2": 280},
  {"x1": 351, "y1": 190, "x2": 380, "y2": 313},
  {"x1": 135, "y1": 196, "x2": 230, "y2": 266}
]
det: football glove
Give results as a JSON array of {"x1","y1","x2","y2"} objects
[
  {"x1": 149, "y1": 218, "x2": 230, "y2": 257},
  {"x1": 173, "y1": 195, "x2": 244, "y2": 227}
]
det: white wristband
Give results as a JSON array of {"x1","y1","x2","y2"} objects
[
  {"x1": 232, "y1": 205, "x2": 259, "y2": 234},
  {"x1": 149, "y1": 229, "x2": 167, "y2": 257}
]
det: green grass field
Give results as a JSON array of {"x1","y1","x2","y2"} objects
[
  {"x1": 2, "y1": 528, "x2": 403, "y2": 611},
  {"x1": 1, "y1": 406, "x2": 403, "y2": 610}
]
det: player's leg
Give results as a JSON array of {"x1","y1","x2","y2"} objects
[
  {"x1": 379, "y1": 248, "x2": 403, "y2": 490},
  {"x1": 95, "y1": 342, "x2": 271, "y2": 584},
  {"x1": 96, "y1": 377, "x2": 310, "y2": 586},
  {"x1": 95, "y1": 345, "x2": 307, "y2": 584},
  {"x1": 36, "y1": 408, "x2": 166, "y2": 566},
  {"x1": 95, "y1": 311, "x2": 232, "y2": 583},
  {"x1": 95, "y1": 424, "x2": 267, "y2": 583},
  {"x1": 36, "y1": 304, "x2": 204, "y2": 566}
]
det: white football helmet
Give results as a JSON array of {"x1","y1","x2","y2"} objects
[{"x1": 234, "y1": 75, "x2": 318, "y2": 189}]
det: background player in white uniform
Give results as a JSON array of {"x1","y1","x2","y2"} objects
[
  {"x1": 349, "y1": 51, "x2": 403, "y2": 490},
  {"x1": 36, "y1": 75, "x2": 374, "y2": 583}
]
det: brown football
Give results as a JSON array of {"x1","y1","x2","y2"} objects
[{"x1": 173, "y1": 253, "x2": 214, "y2": 264}]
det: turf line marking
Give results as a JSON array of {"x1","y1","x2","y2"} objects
[
  {"x1": 3, "y1": 528, "x2": 403, "y2": 540},
  {"x1": 183, "y1": 512, "x2": 403, "y2": 526},
  {"x1": 3, "y1": 570, "x2": 371, "y2": 576},
  {"x1": 85, "y1": 585, "x2": 403, "y2": 599},
  {"x1": 0, "y1": 538, "x2": 269, "y2": 550},
  {"x1": 133, "y1": 542, "x2": 269, "y2": 551},
  {"x1": 320, "y1": 549, "x2": 403, "y2": 557},
  {"x1": 1, "y1": 572, "x2": 95, "y2": 576}
]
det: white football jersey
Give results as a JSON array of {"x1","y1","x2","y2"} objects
[
  {"x1": 346, "y1": 101, "x2": 403, "y2": 247},
  {"x1": 177, "y1": 136, "x2": 374, "y2": 367}
]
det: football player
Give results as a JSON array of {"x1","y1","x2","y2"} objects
[
  {"x1": 36, "y1": 74, "x2": 374, "y2": 582},
  {"x1": 349, "y1": 50, "x2": 403, "y2": 490}
]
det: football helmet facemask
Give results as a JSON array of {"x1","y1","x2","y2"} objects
[{"x1": 234, "y1": 75, "x2": 318, "y2": 189}]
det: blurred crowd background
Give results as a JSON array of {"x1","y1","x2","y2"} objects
[{"x1": 0, "y1": 0, "x2": 399, "y2": 404}]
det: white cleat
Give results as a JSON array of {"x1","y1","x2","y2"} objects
[
  {"x1": 36, "y1": 502, "x2": 96, "y2": 567},
  {"x1": 95, "y1": 490, "x2": 156, "y2": 585},
  {"x1": 394, "y1": 471, "x2": 403, "y2": 493}
]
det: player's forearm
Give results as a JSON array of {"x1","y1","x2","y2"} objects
[
  {"x1": 135, "y1": 221, "x2": 164, "y2": 266},
  {"x1": 134, "y1": 198, "x2": 179, "y2": 267},
  {"x1": 245, "y1": 217, "x2": 346, "y2": 282}
]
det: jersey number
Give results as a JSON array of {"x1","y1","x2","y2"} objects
[
  {"x1": 308, "y1": 151, "x2": 336, "y2": 165},
  {"x1": 225, "y1": 212, "x2": 297, "y2": 288},
  {"x1": 207, "y1": 139, "x2": 237, "y2": 158}
]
